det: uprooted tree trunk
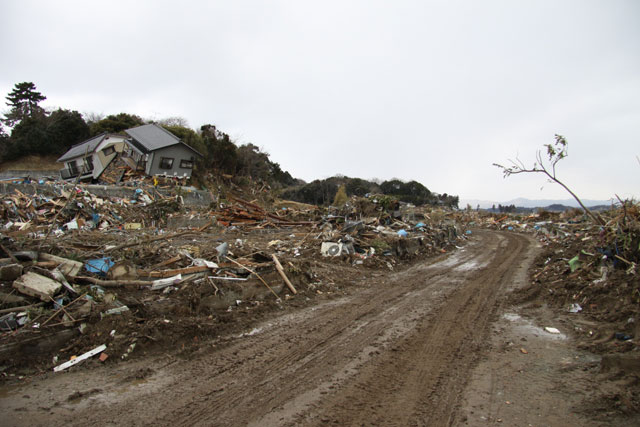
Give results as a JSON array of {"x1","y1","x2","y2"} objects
[{"x1": 493, "y1": 134, "x2": 605, "y2": 226}]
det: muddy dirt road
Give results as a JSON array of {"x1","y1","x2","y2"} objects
[{"x1": 2, "y1": 231, "x2": 550, "y2": 426}]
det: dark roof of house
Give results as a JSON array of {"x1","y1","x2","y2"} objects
[
  {"x1": 125, "y1": 124, "x2": 203, "y2": 157},
  {"x1": 57, "y1": 133, "x2": 123, "y2": 162}
]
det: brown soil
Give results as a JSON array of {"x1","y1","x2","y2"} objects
[{"x1": 1, "y1": 230, "x2": 638, "y2": 426}]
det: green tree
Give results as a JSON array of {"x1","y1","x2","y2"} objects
[
  {"x1": 0, "y1": 126, "x2": 10, "y2": 160},
  {"x1": 3, "y1": 82, "x2": 47, "y2": 127},
  {"x1": 89, "y1": 113, "x2": 144, "y2": 135},
  {"x1": 47, "y1": 109, "x2": 90, "y2": 154},
  {"x1": 333, "y1": 184, "x2": 348, "y2": 206},
  {"x1": 200, "y1": 124, "x2": 238, "y2": 174},
  {"x1": 1, "y1": 109, "x2": 89, "y2": 161},
  {"x1": 236, "y1": 143, "x2": 271, "y2": 180},
  {"x1": 380, "y1": 179, "x2": 433, "y2": 205},
  {"x1": 161, "y1": 124, "x2": 205, "y2": 155},
  {"x1": 8, "y1": 116, "x2": 48, "y2": 157}
]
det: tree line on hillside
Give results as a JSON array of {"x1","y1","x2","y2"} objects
[
  {"x1": 0, "y1": 82, "x2": 295, "y2": 187},
  {"x1": 0, "y1": 82, "x2": 459, "y2": 207},
  {"x1": 281, "y1": 176, "x2": 459, "y2": 208}
]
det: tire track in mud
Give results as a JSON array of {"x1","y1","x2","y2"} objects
[
  {"x1": 22, "y1": 231, "x2": 533, "y2": 427},
  {"x1": 164, "y1": 231, "x2": 531, "y2": 427},
  {"x1": 282, "y1": 231, "x2": 528, "y2": 426}
]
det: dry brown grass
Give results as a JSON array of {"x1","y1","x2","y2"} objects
[{"x1": 0, "y1": 155, "x2": 61, "y2": 171}]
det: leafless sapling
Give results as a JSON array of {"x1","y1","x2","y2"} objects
[{"x1": 493, "y1": 134, "x2": 604, "y2": 225}]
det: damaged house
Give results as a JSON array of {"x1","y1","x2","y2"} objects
[
  {"x1": 57, "y1": 133, "x2": 128, "y2": 181},
  {"x1": 57, "y1": 123, "x2": 202, "y2": 182},
  {"x1": 124, "y1": 124, "x2": 202, "y2": 179}
]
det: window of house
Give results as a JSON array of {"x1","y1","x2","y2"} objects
[
  {"x1": 102, "y1": 146, "x2": 115, "y2": 156},
  {"x1": 84, "y1": 156, "x2": 94, "y2": 171},
  {"x1": 67, "y1": 161, "x2": 78, "y2": 175},
  {"x1": 159, "y1": 157, "x2": 174, "y2": 169},
  {"x1": 180, "y1": 159, "x2": 194, "y2": 169}
]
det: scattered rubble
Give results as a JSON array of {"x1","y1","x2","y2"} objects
[{"x1": 0, "y1": 186, "x2": 469, "y2": 375}]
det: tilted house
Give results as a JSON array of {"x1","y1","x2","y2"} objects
[
  {"x1": 124, "y1": 124, "x2": 202, "y2": 179},
  {"x1": 57, "y1": 133, "x2": 128, "y2": 181}
]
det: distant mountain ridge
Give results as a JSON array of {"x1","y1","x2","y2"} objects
[{"x1": 461, "y1": 197, "x2": 614, "y2": 210}]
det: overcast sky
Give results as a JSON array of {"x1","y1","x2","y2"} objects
[{"x1": 1, "y1": 1, "x2": 638, "y2": 203}]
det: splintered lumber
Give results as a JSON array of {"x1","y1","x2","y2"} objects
[
  {"x1": 151, "y1": 255, "x2": 182, "y2": 269},
  {"x1": 272, "y1": 254, "x2": 296, "y2": 294},
  {"x1": 0, "y1": 302, "x2": 45, "y2": 315},
  {"x1": 148, "y1": 265, "x2": 212, "y2": 278},
  {"x1": 41, "y1": 293, "x2": 88, "y2": 327},
  {"x1": 224, "y1": 256, "x2": 280, "y2": 300},
  {"x1": 72, "y1": 276, "x2": 153, "y2": 288},
  {"x1": 102, "y1": 231, "x2": 195, "y2": 254},
  {"x1": 39, "y1": 253, "x2": 83, "y2": 276}
]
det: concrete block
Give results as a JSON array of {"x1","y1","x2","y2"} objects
[{"x1": 13, "y1": 272, "x2": 62, "y2": 301}]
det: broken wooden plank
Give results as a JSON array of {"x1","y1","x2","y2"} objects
[
  {"x1": 0, "y1": 302, "x2": 45, "y2": 315},
  {"x1": 41, "y1": 293, "x2": 89, "y2": 327},
  {"x1": 39, "y1": 253, "x2": 83, "y2": 276},
  {"x1": 152, "y1": 255, "x2": 182, "y2": 269},
  {"x1": 225, "y1": 256, "x2": 280, "y2": 300},
  {"x1": 148, "y1": 265, "x2": 212, "y2": 278},
  {"x1": 71, "y1": 276, "x2": 152, "y2": 288},
  {"x1": 272, "y1": 254, "x2": 296, "y2": 294},
  {"x1": 102, "y1": 230, "x2": 195, "y2": 254}
]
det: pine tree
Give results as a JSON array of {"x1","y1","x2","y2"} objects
[{"x1": 3, "y1": 82, "x2": 47, "y2": 127}]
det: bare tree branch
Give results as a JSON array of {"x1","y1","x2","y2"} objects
[{"x1": 494, "y1": 134, "x2": 604, "y2": 225}]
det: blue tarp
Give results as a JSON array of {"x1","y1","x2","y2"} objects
[{"x1": 85, "y1": 257, "x2": 114, "y2": 276}]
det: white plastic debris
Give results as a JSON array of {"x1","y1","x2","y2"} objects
[
  {"x1": 151, "y1": 274, "x2": 182, "y2": 291},
  {"x1": 544, "y1": 327, "x2": 561, "y2": 334},
  {"x1": 569, "y1": 303, "x2": 582, "y2": 313},
  {"x1": 121, "y1": 342, "x2": 136, "y2": 360},
  {"x1": 101, "y1": 306, "x2": 130, "y2": 317},
  {"x1": 53, "y1": 344, "x2": 107, "y2": 372},
  {"x1": 64, "y1": 219, "x2": 78, "y2": 230},
  {"x1": 192, "y1": 259, "x2": 219, "y2": 269}
]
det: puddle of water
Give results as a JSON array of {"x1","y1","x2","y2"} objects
[
  {"x1": 503, "y1": 313, "x2": 521, "y2": 322},
  {"x1": 453, "y1": 260, "x2": 486, "y2": 272},
  {"x1": 237, "y1": 327, "x2": 263, "y2": 338},
  {"x1": 502, "y1": 313, "x2": 567, "y2": 340},
  {"x1": 113, "y1": 377, "x2": 151, "y2": 395}
]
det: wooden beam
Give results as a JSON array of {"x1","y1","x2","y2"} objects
[{"x1": 272, "y1": 254, "x2": 296, "y2": 294}]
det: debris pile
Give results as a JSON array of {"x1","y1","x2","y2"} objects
[
  {"x1": 0, "y1": 186, "x2": 186, "y2": 238},
  {"x1": 0, "y1": 187, "x2": 469, "y2": 375},
  {"x1": 475, "y1": 203, "x2": 640, "y2": 357}
]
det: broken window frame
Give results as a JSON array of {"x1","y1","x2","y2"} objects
[
  {"x1": 67, "y1": 161, "x2": 78, "y2": 176},
  {"x1": 102, "y1": 146, "x2": 115, "y2": 156},
  {"x1": 159, "y1": 157, "x2": 174, "y2": 169},
  {"x1": 84, "y1": 156, "x2": 94, "y2": 172}
]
